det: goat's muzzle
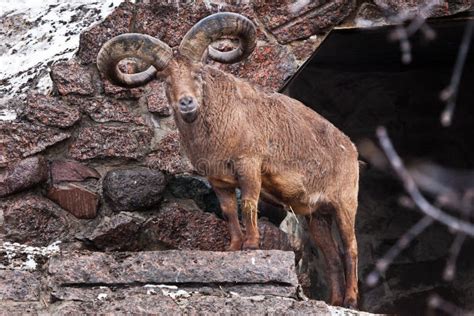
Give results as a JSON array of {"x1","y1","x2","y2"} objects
[{"x1": 178, "y1": 96, "x2": 198, "y2": 123}]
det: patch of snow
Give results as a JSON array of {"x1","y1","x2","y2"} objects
[
  {"x1": 162, "y1": 288, "x2": 191, "y2": 299},
  {"x1": 0, "y1": 0, "x2": 125, "y2": 99},
  {"x1": 23, "y1": 254, "x2": 38, "y2": 271},
  {"x1": 0, "y1": 108, "x2": 17, "y2": 121},
  {"x1": 143, "y1": 284, "x2": 191, "y2": 299},
  {"x1": 289, "y1": 0, "x2": 311, "y2": 14},
  {"x1": 97, "y1": 293, "x2": 108, "y2": 300},
  {"x1": 0, "y1": 241, "x2": 61, "y2": 270}
]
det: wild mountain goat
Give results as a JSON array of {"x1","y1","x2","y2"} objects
[{"x1": 97, "y1": 12, "x2": 359, "y2": 308}]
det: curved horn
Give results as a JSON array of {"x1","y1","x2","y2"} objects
[
  {"x1": 179, "y1": 12, "x2": 256, "y2": 64},
  {"x1": 97, "y1": 33, "x2": 172, "y2": 88}
]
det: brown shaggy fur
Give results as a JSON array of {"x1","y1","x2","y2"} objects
[{"x1": 160, "y1": 55, "x2": 360, "y2": 308}]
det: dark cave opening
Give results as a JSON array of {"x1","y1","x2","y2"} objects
[{"x1": 285, "y1": 16, "x2": 474, "y2": 315}]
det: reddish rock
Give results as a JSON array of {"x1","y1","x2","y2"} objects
[
  {"x1": 50, "y1": 160, "x2": 100, "y2": 184},
  {"x1": 134, "y1": 2, "x2": 211, "y2": 47},
  {"x1": 141, "y1": 203, "x2": 292, "y2": 252},
  {"x1": 69, "y1": 125, "x2": 153, "y2": 160},
  {"x1": 212, "y1": 43, "x2": 297, "y2": 91},
  {"x1": 82, "y1": 212, "x2": 147, "y2": 251},
  {"x1": 2, "y1": 195, "x2": 78, "y2": 246},
  {"x1": 142, "y1": 204, "x2": 230, "y2": 251},
  {"x1": 0, "y1": 123, "x2": 70, "y2": 167},
  {"x1": 289, "y1": 36, "x2": 324, "y2": 65},
  {"x1": 77, "y1": 1, "x2": 135, "y2": 64},
  {"x1": 209, "y1": 3, "x2": 270, "y2": 41},
  {"x1": 258, "y1": 218, "x2": 293, "y2": 251},
  {"x1": 47, "y1": 183, "x2": 99, "y2": 219},
  {"x1": 25, "y1": 94, "x2": 81, "y2": 128},
  {"x1": 0, "y1": 156, "x2": 48, "y2": 197},
  {"x1": 51, "y1": 60, "x2": 95, "y2": 96},
  {"x1": 102, "y1": 78, "x2": 146, "y2": 100},
  {"x1": 69, "y1": 97, "x2": 144, "y2": 124},
  {"x1": 146, "y1": 81, "x2": 171, "y2": 116},
  {"x1": 102, "y1": 167, "x2": 166, "y2": 212},
  {"x1": 254, "y1": 0, "x2": 355, "y2": 44},
  {"x1": 145, "y1": 131, "x2": 194, "y2": 174}
]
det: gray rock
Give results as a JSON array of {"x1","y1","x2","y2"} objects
[
  {"x1": 48, "y1": 249, "x2": 299, "y2": 286},
  {"x1": 102, "y1": 168, "x2": 166, "y2": 212},
  {"x1": 82, "y1": 212, "x2": 147, "y2": 251},
  {"x1": 167, "y1": 175, "x2": 220, "y2": 215},
  {"x1": 0, "y1": 270, "x2": 41, "y2": 301},
  {"x1": 0, "y1": 156, "x2": 48, "y2": 197}
]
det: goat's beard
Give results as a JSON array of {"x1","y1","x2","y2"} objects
[{"x1": 180, "y1": 108, "x2": 198, "y2": 123}]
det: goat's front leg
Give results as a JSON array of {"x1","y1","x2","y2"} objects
[
  {"x1": 210, "y1": 180, "x2": 243, "y2": 251},
  {"x1": 236, "y1": 158, "x2": 262, "y2": 250}
]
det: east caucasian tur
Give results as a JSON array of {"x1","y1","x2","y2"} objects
[{"x1": 97, "y1": 12, "x2": 360, "y2": 308}]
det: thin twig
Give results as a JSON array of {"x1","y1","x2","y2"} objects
[
  {"x1": 378, "y1": 0, "x2": 440, "y2": 64},
  {"x1": 428, "y1": 294, "x2": 474, "y2": 316},
  {"x1": 440, "y1": 19, "x2": 474, "y2": 126},
  {"x1": 376, "y1": 126, "x2": 474, "y2": 237},
  {"x1": 444, "y1": 191, "x2": 474, "y2": 280},
  {"x1": 366, "y1": 215, "x2": 434, "y2": 287}
]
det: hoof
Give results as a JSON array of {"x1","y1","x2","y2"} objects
[
  {"x1": 343, "y1": 298, "x2": 358, "y2": 310},
  {"x1": 226, "y1": 241, "x2": 242, "y2": 251},
  {"x1": 242, "y1": 240, "x2": 259, "y2": 250}
]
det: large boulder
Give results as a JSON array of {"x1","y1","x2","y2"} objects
[
  {"x1": 2, "y1": 195, "x2": 79, "y2": 246},
  {"x1": 102, "y1": 168, "x2": 167, "y2": 212}
]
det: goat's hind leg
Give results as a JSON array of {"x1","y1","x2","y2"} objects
[
  {"x1": 334, "y1": 199, "x2": 359, "y2": 309},
  {"x1": 305, "y1": 212, "x2": 345, "y2": 306}
]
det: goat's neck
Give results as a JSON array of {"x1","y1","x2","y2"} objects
[{"x1": 175, "y1": 67, "x2": 240, "y2": 163}]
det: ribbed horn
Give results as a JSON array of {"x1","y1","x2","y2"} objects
[
  {"x1": 97, "y1": 33, "x2": 172, "y2": 88},
  {"x1": 179, "y1": 12, "x2": 256, "y2": 64}
]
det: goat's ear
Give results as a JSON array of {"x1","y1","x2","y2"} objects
[{"x1": 155, "y1": 67, "x2": 169, "y2": 79}]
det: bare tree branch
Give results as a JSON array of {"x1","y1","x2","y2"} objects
[
  {"x1": 376, "y1": 126, "x2": 474, "y2": 237},
  {"x1": 428, "y1": 294, "x2": 473, "y2": 316},
  {"x1": 366, "y1": 215, "x2": 434, "y2": 286},
  {"x1": 440, "y1": 19, "x2": 474, "y2": 126}
]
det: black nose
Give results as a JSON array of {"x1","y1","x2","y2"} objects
[{"x1": 179, "y1": 96, "x2": 194, "y2": 110}]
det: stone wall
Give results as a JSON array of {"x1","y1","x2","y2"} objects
[{"x1": 1, "y1": 0, "x2": 473, "y2": 314}]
